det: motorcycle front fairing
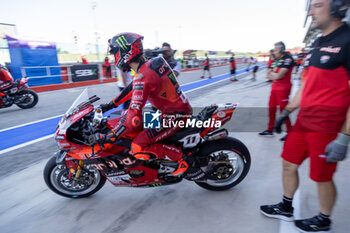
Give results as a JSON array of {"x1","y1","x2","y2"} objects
[{"x1": 54, "y1": 88, "x2": 130, "y2": 160}]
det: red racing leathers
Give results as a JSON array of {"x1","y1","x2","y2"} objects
[
  {"x1": 0, "y1": 66, "x2": 14, "y2": 98},
  {"x1": 106, "y1": 57, "x2": 192, "y2": 161}
]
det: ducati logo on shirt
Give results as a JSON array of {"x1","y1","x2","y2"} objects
[
  {"x1": 320, "y1": 55, "x2": 330, "y2": 64},
  {"x1": 284, "y1": 58, "x2": 292, "y2": 66}
]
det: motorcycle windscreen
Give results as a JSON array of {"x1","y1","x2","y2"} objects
[{"x1": 65, "y1": 88, "x2": 90, "y2": 117}]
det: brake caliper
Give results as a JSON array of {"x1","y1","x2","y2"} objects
[{"x1": 65, "y1": 160, "x2": 78, "y2": 180}]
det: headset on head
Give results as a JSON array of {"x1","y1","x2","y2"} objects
[
  {"x1": 330, "y1": 0, "x2": 350, "y2": 18},
  {"x1": 275, "y1": 41, "x2": 286, "y2": 53}
]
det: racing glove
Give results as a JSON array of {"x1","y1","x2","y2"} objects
[
  {"x1": 325, "y1": 133, "x2": 350, "y2": 163},
  {"x1": 100, "y1": 101, "x2": 115, "y2": 113},
  {"x1": 274, "y1": 109, "x2": 291, "y2": 134},
  {"x1": 88, "y1": 133, "x2": 107, "y2": 145}
]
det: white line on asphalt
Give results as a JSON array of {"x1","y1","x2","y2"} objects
[
  {"x1": 184, "y1": 70, "x2": 250, "y2": 94},
  {"x1": 181, "y1": 74, "x2": 225, "y2": 86},
  {"x1": 0, "y1": 114, "x2": 63, "y2": 133},
  {"x1": 0, "y1": 134, "x2": 55, "y2": 155},
  {"x1": 180, "y1": 64, "x2": 253, "y2": 87}
]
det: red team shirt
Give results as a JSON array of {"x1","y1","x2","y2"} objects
[
  {"x1": 281, "y1": 25, "x2": 350, "y2": 182},
  {"x1": 298, "y1": 24, "x2": 350, "y2": 132},
  {"x1": 271, "y1": 53, "x2": 294, "y2": 91},
  {"x1": 205, "y1": 58, "x2": 210, "y2": 67},
  {"x1": 230, "y1": 57, "x2": 236, "y2": 69}
]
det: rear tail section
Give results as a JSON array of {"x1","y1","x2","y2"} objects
[{"x1": 200, "y1": 103, "x2": 237, "y2": 137}]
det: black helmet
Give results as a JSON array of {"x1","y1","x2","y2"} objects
[{"x1": 108, "y1": 32, "x2": 144, "y2": 70}]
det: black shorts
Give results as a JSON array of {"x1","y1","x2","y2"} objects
[
  {"x1": 204, "y1": 66, "x2": 210, "y2": 71},
  {"x1": 253, "y1": 66, "x2": 259, "y2": 73},
  {"x1": 230, "y1": 68, "x2": 236, "y2": 75}
]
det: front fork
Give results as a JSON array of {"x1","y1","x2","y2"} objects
[
  {"x1": 74, "y1": 160, "x2": 85, "y2": 179},
  {"x1": 67, "y1": 160, "x2": 85, "y2": 182},
  {"x1": 55, "y1": 151, "x2": 85, "y2": 181}
]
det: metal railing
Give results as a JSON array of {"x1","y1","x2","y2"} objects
[
  {"x1": 21, "y1": 65, "x2": 72, "y2": 81},
  {"x1": 20, "y1": 64, "x2": 115, "y2": 83}
]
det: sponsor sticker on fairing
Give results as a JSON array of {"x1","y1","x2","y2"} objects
[
  {"x1": 108, "y1": 174, "x2": 131, "y2": 182},
  {"x1": 217, "y1": 111, "x2": 226, "y2": 118}
]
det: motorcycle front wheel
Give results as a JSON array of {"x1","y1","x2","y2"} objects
[
  {"x1": 43, "y1": 157, "x2": 106, "y2": 198},
  {"x1": 195, "y1": 137, "x2": 251, "y2": 191}
]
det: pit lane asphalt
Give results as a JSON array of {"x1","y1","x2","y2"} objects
[{"x1": 1, "y1": 66, "x2": 349, "y2": 233}]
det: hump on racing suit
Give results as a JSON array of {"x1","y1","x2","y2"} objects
[
  {"x1": 143, "y1": 56, "x2": 191, "y2": 114},
  {"x1": 0, "y1": 66, "x2": 14, "y2": 92}
]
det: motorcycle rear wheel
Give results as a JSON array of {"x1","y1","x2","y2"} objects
[
  {"x1": 195, "y1": 137, "x2": 251, "y2": 191},
  {"x1": 15, "y1": 89, "x2": 39, "y2": 109},
  {"x1": 43, "y1": 156, "x2": 106, "y2": 198}
]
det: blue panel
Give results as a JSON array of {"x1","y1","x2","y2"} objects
[
  {"x1": 7, "y1": 36, "x2": 62, "y2": 85},
  {"x1": 8, "y1": 48, "x2": 23, "y2": 80},
  {"x1": 21, "y1": 47, "x2": 62, "y2": 86}
]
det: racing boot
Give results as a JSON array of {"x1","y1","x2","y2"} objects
[
  {"x1": 173, "y1": 155, "x2": 206, "y2": 181},
  {"x1": 173, "y1": 159, "x2": 189, "y2": 176}
]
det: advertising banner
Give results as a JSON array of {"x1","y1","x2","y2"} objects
[{"x1": 71, "y1": 64, "x2": 99, "y2": 82}]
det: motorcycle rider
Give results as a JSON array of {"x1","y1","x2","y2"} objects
[
  {"x1": 0, "y1": 64, "x2": 14, "y2": 106},
  {"x1": 90, "y1": 32, "x2": 200, "y2": 178}
]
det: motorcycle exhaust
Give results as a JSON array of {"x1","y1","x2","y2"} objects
[{"x1": 203, "y1": 128, "x2": 228, "y2": 141}]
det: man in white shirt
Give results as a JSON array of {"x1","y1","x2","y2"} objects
[{"x1": 249, "y1": 57, "x2": 259, "y2": 81}]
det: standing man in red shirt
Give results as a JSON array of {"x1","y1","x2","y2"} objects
[
  {"x1": 201, "y1": 53, "x2": 212, "y2": 79},
  {"x1": 260, "y1": 0, "x2": 350, "y2": 232},
  {"x1": 103, "y1": 57, "x2": 112, "y2": 77},
  {"x1": 229, "y1": 53, "x2": 238, "y2": 81},
  {"x1": 259, "y1": 41, "x2": 294, "y2": 140}
]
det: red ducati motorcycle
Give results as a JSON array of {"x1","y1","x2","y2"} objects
[
  {"x1": 0, "y1": 77, "x2": 38, "y2": 109},
  {"x1": 44, "y1": 89, "x2": 251, "y2": 198}
]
